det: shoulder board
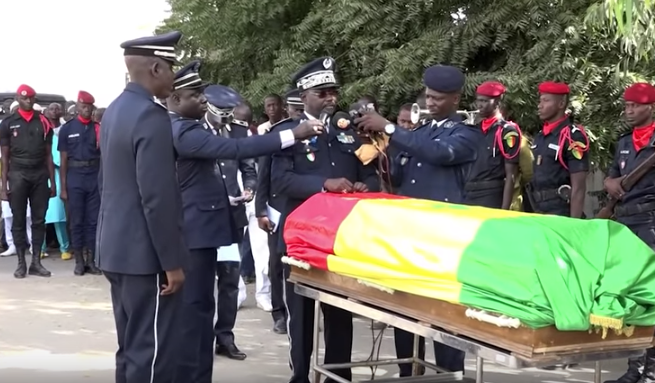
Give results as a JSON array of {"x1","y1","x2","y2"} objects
[{"x1": 269, "y1": 117, "x2": 294, "y2": 132}]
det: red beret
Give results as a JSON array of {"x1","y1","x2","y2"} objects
[
  {"x1": 476, "y1": 81, "x2": 506, "y2": 97},
  {"x1": 624, "y1": 83, "x2": 655, "y2": 104},
  {"x1": 78, "y1": 91, "x2": 95, "y2": 104},
  {"x1": 538, "y1": 81, "x2": 570, "y2": 95},
  {"x1": 16, "y1": 84, "x2": 36, "y2": 97}
]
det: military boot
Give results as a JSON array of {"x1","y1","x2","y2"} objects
[
  {"x1": 73, "y1": 249, "x2": 85, "y2": 276},
  {"x1": 605, "y1": 354, "x2": 646, "y2": 383},
  {"x1": 28, "y1": 252, "x2": 51, "y2": 277},
  {"x1": 638, "y1": 348, "x2": 655, "y2": 383},
  {"x1": 84, "y1": 250, "x2": 102, "y2": 275},
  {"x1": 13, "y1": 248, "x2": 27, "y2": 279}
]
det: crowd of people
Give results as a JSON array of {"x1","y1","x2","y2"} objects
[{"x1": 3, "y1": 29, "x2": 654, "y2": 383}]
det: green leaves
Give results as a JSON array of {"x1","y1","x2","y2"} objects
[{"x1": 158, "y1": 0, "x2": 654, "y2": 169}]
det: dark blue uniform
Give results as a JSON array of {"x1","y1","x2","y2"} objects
[
  {"x1": 608, "y1": 132, "x2": 655, "y2": 248},
  {"x1": 389, "y1": 65, "x2": 478, "y2": 377},
  {"x1": 58, "y1": 113, "x2": 101, "y2": 274},
  {"x1": 255, "y1": 120, "x2": 291, "y2": 331},
  {"x1": 98, "y1": 31, "x2": 187, "y2": 383},
  {"x1": 169, "y1": 66, "x2": 297, "y2": 383},
  {"x1": 464, "y1": 119, "x2": 521, "y2": 208},
  {"x1": 529, "y1": 118, "x2": 589, "y2": 216}
]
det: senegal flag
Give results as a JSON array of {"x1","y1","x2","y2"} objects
[{"x1": 284, "y1": 193, "x2": 655, "y2": 331}]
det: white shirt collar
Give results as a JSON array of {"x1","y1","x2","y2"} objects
[{"x1": 431, "y1": 118, "x2": 448, "y2": 128}]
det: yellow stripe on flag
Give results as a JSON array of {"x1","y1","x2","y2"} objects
[{"x1": 327, "y1": 199, "x2": 517, "y2": 302}]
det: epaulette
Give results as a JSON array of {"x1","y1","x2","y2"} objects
[{"x1": 269, "y1": 117, "x2": 293, "y2": 132}]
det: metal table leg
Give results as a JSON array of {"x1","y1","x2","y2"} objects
[
  {"x1": 312, "y1": 300, "x2": 321, "y2": 383},
  {"x1": 412, "y1": 333, "x2": 420, "y2": 376},
  {"x1": 475, "y1": 357, "x2": 484, "y2": 383},
  {"x1": 594, "y1": 361, "x2": 602, "y2": 383}
]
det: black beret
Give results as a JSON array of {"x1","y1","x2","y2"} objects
[{"x1": 423, "y1": 65, "x2": 465, "y2": 93}]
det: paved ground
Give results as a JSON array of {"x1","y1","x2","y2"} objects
[{"x1": 0, "y1": 255, "x2": 631, "y2": 383}]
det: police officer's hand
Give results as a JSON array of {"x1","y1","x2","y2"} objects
[
  {"x1": 50, "y1": 184, "x2": 57, "y2": 198},
  {"x1": 354, "y1": 111, "x2": 388, "y2": 133},
  {"x1": 60, "y1": 189, "x2": 68, "y2": 201},
  {"x1": 161, "y1": 268, "x2": 185, "y2": 296},
  {"x1": 0, "y1": 187, "x2": 8, "y2": 201},
  {"x1": 604, "y1": 176, "x2": 626, "y2": 199},
  {"x1": 242, "y1": 189, "x2": 254, "y2": 203},
  {"x1": 257, "y1": 216, "x2": 275, "y2": 233},
  {"x1": 292, "y1": 120, "x2": 324, "y2": 140},
  {"x1": 352, "y1": 182, "x2": 369, "y2": 193},
  {"x1": 324, "y1": 178, "x2": 353, "y2": 193}
]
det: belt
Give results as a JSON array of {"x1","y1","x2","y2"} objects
[
  {"x1": 68, "y1": 159, "x2": 99, "y2": 168},
  {"x1": 615, "y1": 202, "x2": 655, "y2": 218},
  {"x1": 10, "y1": 158, "x2": 45, "y2": 168},
  {"x1": 532, "y1": 185, "x2": 571, "y2": 203},
  {"x1": 465, "y1": 180, "x2": 504, "y2": 192}
]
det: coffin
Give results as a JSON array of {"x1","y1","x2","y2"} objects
[{"x1": 289, "y1": 266, "x2": 655, "y2": 361}]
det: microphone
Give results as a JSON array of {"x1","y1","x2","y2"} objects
[
  {"x1": 331, "y1": 111, "x2": 353, "y2": 131},
  {"x1": 319, "y1": 110, "x2": 331, "y2": 127}
]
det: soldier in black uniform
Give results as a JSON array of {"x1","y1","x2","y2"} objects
[
  {"x1": 603, "y1": 82, "x2": 655, "y2": 383},
  {"x1": 465, "y1": 81, "x2": 522, "y2": 208},
  {"x1": 0, "y1": 84, "x2": 56, "y2": 279},
  {"x1": 528, "y1": 81, "x2": 589, "y2": 218},
  {"x1": 98, "y1": 31, "x2": 187, "y2": 383},
  {"x1": 356, "y1": 65, "x2": 479, "y2": 378},
  {"x1": 166, "y1": 61, "x2": 323, "y2": 383},
  {"x1": 271, "y1": 56, "x2": 380, "y2": 383}
]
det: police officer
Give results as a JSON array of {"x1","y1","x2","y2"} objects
[
  {"x1": 166, "y1": 61, "x2": 323, "y2": 383},
  {"x1": 271, "y1": 56, "x2": 380, "y2": 383},
  {"x1": 58, "y1": 90, "x2": 102, "y2": 276},
  {"x1": 0, "y1": 84, "x2": 56, "y2": 279},
  {"x1": 603, "y1": 83, "x2": 655, "y2": 383},
  {"x1": 98, "y1": 31, "x2": 187, "y2": 383},
  {"x1": 203, "y1": 86, "x2": 257, "y2": 360},
  {"x1": 465, "y1": 81, "x2": 522, "y2": 208},
  {"x1": 356, "y1": 64, "x2": 479, "y2": 377},
  {"x1": 285, "y1": 88, "x2": 304, "y2": 119},
  {"x1": 528, "y1": 82, "x2": 589, "y2": 218},
  {"x1": 256, "y1": 90, "x2": 304, "y2": 335}
]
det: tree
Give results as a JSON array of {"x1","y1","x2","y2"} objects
[{"x1": 157, "y1": 0, "x2": 655, "y2": 169}]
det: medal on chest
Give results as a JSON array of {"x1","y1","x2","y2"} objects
[
  {"x1": 536, "y1": 155, "x2": 542, "y2": 165},
  {"x1": 13, "y1": 130, "x2": 18, "y2": 137},
  {"x1": 620, "y1": 160, "x2": 626, "y2": 169},
  {"x1": 306, "y1": 152, "x2": 316, "y2": 162},
  {"x1": 337, "y1": 133, "x2": 354, "y2": 144}
]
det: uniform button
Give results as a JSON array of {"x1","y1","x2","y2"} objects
[
  {"x1": 306, "y1": 148, "x2": 310, "y2": 152},
  {"x1": 444, "y1": 198, "x2": 449, "y2": 202},
  {"x1": 328, "y1": 143, "x2": 332, "y2": 147},
  {"x1": 211, "y1": 205, "x2": 215, "y2": 209},
  {"x1": 411, "y1": 179, "x2": 416, "y2": 184},
  {"x1": 272, "y1": 194, "x2": 277, "y2": 198},
  {"x1": 220, "y1": 162, "x2": 225, "y2": 166},
  {"x1": 331, "y1": 162, "x2": 335, "y2": 166},
  {"x1": 417, "y1": 162, "x2": 422, "y2": 167},
  {"x1": 222, "y1": 175, "x2": 226, "y2": 179}
]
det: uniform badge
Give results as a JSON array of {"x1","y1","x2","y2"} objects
[
  {"x1": 20, "y1": 90, "x2": 26, "y2": 96},
  {"x1": 337, "y1": 133, "x2": 354, "y2": 144},
  {"x1": 444, "y1": 121, "x2": 454, "y2": 128},
  {"x1": 12, "y1": 130, "x2": 17, "y2": 137},
  {"x1": 323, "y1": 58, "x2": 332, "y2": 69},
  {"x1": 620, "y1": 160, "x2": 626, "y2": 169},
  {"x1": 503, "y1": 131, "x2": 519, "y2": 148},
  {"x1": 568, "y1": 140, "x2": 586, "y2": 160},
  {"x1": 400, "y1": 157, "x2": 408, "y2": 166},
  {"x1": 306, "y1": 152, "x2": 316, "y2": 162},
  {"x1": 536, "y1": 155, "x2": 542, "y2": 165}
]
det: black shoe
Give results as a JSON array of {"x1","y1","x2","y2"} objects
[
  {"x1": 638, "y1": 348, "x2": 655, "y2": 383},
  {"x1": 73, "y1": 249, "x2": 85, "y2": 276},
  {"x1": 273, "y1": 318, "x2": 287, "y2": 334},
  {"x1": 243, "y1": 276, "x2": 256, "y2": 284},
  {"x1": 84, "y1": 251, "x2": 102, "y2": 275},
  {"x1": 605, "y1": 354, "x2": 645, "y2": 383},
  {"x1": 28, "y1": 253, "x2": 51, "y2": 277},
  {"x1": 215, "y1": 344, "x2": 247, "y2": 360},
  {"x1": 13, "y1": 248, "x2": 27, "y2": 279}
]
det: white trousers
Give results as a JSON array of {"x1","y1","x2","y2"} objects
[
  {"x1": 4, "y1": 216, "x2": 32, "y2": 248},
  {"x1": 242, "y1": 206, "x2": 272, "y2": 304}
]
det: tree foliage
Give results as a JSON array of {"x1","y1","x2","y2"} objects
[{"x1": 157, "y1": 0, "x2": 655, "y2": 169}]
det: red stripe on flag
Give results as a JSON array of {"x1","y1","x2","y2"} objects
[{"x1": 284, "y1": 193, "x2": 407, "y2": 270}]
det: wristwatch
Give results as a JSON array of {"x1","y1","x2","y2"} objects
[{"x1": 384, "y1": 123, "x2": 396, "y2": 135}]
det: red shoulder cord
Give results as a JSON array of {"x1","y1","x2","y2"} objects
[
  {"x1": 556, "y1": 124, "x2": 590, "y2": 170},
  {"x1": 492, "y1": 120, "x2": 523, "y2": 160},
  {"x1": 38, "y1": 114, "x2": 52, "y2": 139}
]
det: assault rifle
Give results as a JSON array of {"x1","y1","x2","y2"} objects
[{"x1": 595, "y1": 151, "x2": 655, "y2": 219}]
